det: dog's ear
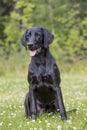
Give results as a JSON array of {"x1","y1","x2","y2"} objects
[
  {"x1": 21, "y1": 30, "x2": 28, "y2": 48},
  {"x1": 42, "y1": 28, "x2": 54, "y2": 48}
]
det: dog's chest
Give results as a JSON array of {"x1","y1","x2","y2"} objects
[
  {"x1": 31, "y1": 55, "x2": 53, "y2": 74},
  {"x1": 29, "y1": 61, "x2": 54, "y2": 85},
  {"x1": 29, "y1": 55, "x2": 57, "y2": 103}
]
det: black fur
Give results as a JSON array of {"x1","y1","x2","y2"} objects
[{"x1": 21, "y1": 27, "x2": 67, "y2": 121}]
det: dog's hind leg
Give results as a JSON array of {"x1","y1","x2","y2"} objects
[
  {"x1": 66, "y1": 109, "x2": 77, "y2": 114},
  {"x1": 24, "y1": 92, "x2": 31, "y2": 118}
]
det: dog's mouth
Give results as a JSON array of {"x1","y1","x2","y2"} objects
[{"x1": 29, "y1": 48, "x2": 41, "y2": 56}]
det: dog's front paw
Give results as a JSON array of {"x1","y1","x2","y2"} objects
[
  {"x1": 31, "y1": 114, "x2": 36, "y2": 122},
  {"x1": 61, "y1": 113, "x2": 67, "y2": 122},
  {"x1": 61, "y1": 116, "x2": 67, "y2": 122}
]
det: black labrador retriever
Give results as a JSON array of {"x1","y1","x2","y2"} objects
[{"x1": 21, "y1": 27, "x2": 67, "y2": 121}]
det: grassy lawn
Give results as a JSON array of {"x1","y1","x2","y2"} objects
[{"x1": 0, "y1": 72, "x2": 87, "y2": 130}]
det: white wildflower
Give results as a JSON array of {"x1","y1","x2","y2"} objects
[
  {"x1": 8, "y1": 123, "x2": 12, "y2": 126},
  {"x1": 38, "y1": 120, "x2": 42, "y2": 123},
  {"x1": 19, "y1": 124, "x2": 22, "y2": 128},
  {"x1": 57, "y1": 125, "x2": 62, "y2": 130},
  {"x1": 0, "y1": 122, "x2": 3, "y2": 126},
  {"x1": 45, "y1": 120, "x2": 48, "y2": 123},
  {"x1": 67, "y1": 119, "x2": 72, "y2": 124},
  {"x1": 47, "y1": 122, "x2": 50, "y2": 127},
  {"x1": 27, "y1": 121, "x2": 30, "y2": 125},
  {"x1": 73, "y1": 126, "x2": 77, "y2": 130},
  {"x1": 40, "y1": 128, "x2": 43, "y2": 130},
  {"x1": 30, "y1": 128, "x2": 33, "y2": 130},
  {"x1": 32, "y1": 119, "x2": 35, "y2": 122}
]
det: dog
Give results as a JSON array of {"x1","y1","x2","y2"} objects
[{"x1": 21, "y1": 27, "x2": 67, "y2": 121}]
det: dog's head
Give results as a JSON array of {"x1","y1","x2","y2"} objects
[{"x1": 21, "y1": 27, "x2": 54, "y2": 56}]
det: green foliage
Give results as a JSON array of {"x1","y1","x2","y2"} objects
[
  {"x1": 53, "y1": 2, "x2": 87, "y2": 61},
  {"x1": 3, "y1": 0, "x2": 34, "y2": 52},
  {"x1": 0, "y1": 0, "x2": 87, "y2": 61}
]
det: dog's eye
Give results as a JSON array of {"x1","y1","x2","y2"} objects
[
  {"x1": 27, "y1": 32, "x2": 31, "y2": 37},
  {"x1": 35, "y1": 33, "x2": 40, "y2": 37}
]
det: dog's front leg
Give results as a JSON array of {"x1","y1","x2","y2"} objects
[
  {"x1": 24, "y1": 92, "x2": 31, "y2": 118},
  {"x1": 30, "y1": 87, "x2": 37, "y2": 121},
  {"x1": 55, "y1": 86, "x2": 67, "y2": 121}
]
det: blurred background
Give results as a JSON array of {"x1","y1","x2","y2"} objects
[{"x1": 0, "y1": 0, "x2": 87, "y2": 76}]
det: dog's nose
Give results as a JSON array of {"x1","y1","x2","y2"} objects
[
  {"x1": 28, "y1": 42, "x2": 34, "y2": 46},
  {"x1": 28, "y1": 42, "x2": 35, "y2": 50}
]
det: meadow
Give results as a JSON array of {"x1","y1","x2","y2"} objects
[{"x1": 0, "y1": 60, "x2": 87, "y2": 130}]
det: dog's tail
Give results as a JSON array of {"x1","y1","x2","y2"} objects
[{"x1": 66, "y1": 108, "x2": 77, "y2": 114}]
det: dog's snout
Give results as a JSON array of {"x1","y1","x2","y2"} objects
[
  {"x1": 28, "y1": 41, "x2": 34, "y2": 46},
  {"x1": 28, "y1": 42, "x2": 34, "y2": 47},
  {"x1": 28, "y1": 42, "x2": 35, "y2": 50}
]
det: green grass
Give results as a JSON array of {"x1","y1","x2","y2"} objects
[{"x1": 0, "y1": 72, "x2": 87, "y2": 130}]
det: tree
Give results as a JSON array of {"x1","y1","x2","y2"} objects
[
  {"x1": 0, "y1": 0, "x2": 87, "y2": 61},
  {"x1": 3, "y1": 0, "x2": 34, "y2": 55},
  {"x1": 52, "y1": 0, "x2": 87, "y2": 61}
]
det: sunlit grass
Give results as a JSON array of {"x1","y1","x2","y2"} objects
[{"x1": 0, "y1": 72, "x2": 87, "y2": 130}]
